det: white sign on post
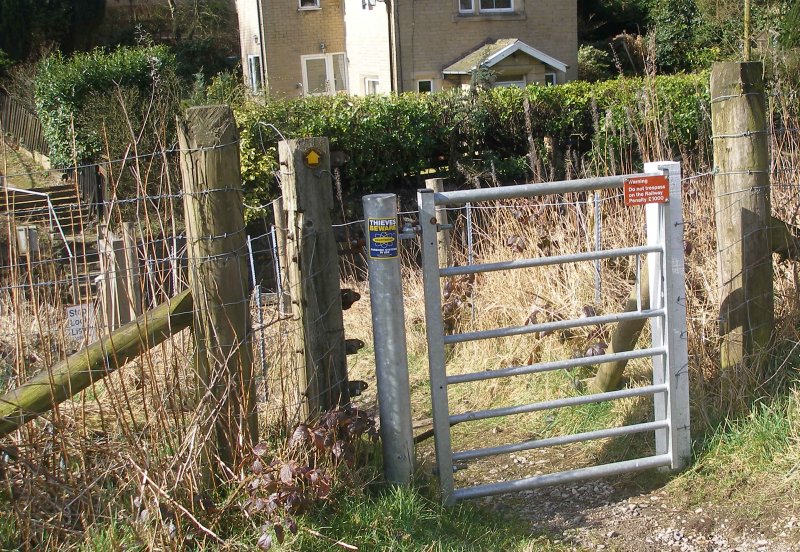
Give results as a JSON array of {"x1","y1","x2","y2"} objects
[{"x1": 66, "y1": 304, "x2": 96, "y2": 343}]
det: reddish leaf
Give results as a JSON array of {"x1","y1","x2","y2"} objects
[
  {"x1": 310, "y1": 429, "x2": 328, "y2": 451},
  {"x1": 284, "y1": 492, "x2": 303, "y2": 513},
  {"x1": 314, "y1": 476, "x2": 331, "y2": 499},
  {"x1": 266, "y1": 494, "x2": 280, "y2": 515},
  {"x1": 288, "y1": 424, "x2": 310, "y2": 449},
  {"x1": 280, "y1": 463, "x2": 294, "y2": 485},
  {"x1": 253, "y1": 443, "x2": 269, "y2": 457},
  {"x1": 286, "y1": 518, "x2": 298, "y2": 535},
  {"x1": 331, "y1": 440, "x2": 346, "y2": 459},
  {"x1": 257, "y1": 533, "x2": 273, "y2": 550},
  {"x1": 252, "y1": 459, "x2": 264, "y2": 475},
  {"x1": 274, "y1": 523, "x2": 285, "y2": 545}
]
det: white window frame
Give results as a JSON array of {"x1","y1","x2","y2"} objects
[
  {"x1": 458, "y1": 0, "x2": 474, "y2": 13},
  {"x1": 417, "y1": 79, "x2": 434, "y2": 93},
  {"x1": 479, "y1": 0, "x2": 513, "y2": 12},
  {"x1": 364, "y1": 77, "x2": 380, "y2": 95},
  {"x1": 494, "y1": 78, "x2": 526, "y2": 89},
  {"x1": 544, "y1": 72, "x2": 557, "y2": 86},
  {"x1": 299, "y1": 0, "x2": 321, "y2": 10},
  {"x1": 247, "y1": 54, "x2": 263, "y2": 92},
  {"x1": 301, "y1": 53, "x2": 348, "y2": 96}
]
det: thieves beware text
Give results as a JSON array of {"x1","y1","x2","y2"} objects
[
  {"x1": 624, "y1": 175, "x2": 670, "y2": 206},
  {"x1": 368, "y1": 217, "x2": 399, "y2": 259}
]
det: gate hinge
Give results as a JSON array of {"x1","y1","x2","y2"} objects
[{"x1": 399, "y1": 222, "x2": 421, "y2": 240}]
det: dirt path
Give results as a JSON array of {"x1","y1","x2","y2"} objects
[
  {"x1": 0, "y1": 138, "x2": 59, "y2": 189},
  {"x1": 476, "y1": 470, "x2": 800, "y2": 551}
]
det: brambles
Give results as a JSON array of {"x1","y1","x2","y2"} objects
[{"x1": 244, "y1": 407, "x2": 377, "y2": 548}]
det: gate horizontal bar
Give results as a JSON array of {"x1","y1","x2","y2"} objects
[
  {"x1": 452, "y1": 454, "x2": 672, "y2": 501},
  {"x1": 447, "y1": 346, "x2": 666, "y2": 385},
  {"x1": 440, "y1": 245, "x2": 663, "y2": 277},
  {"x1": 444, "y1": 309, "x2": 665, "y2": 345},
  {"x1": 434, "y1": 173, "x2": 661, "y2": 206},
  {"x1": 450, "y1": 384, "x2": 667, "y2": 424},
  {"x1": 453, "y1": 420, "x2": 668, "y2": 462}
]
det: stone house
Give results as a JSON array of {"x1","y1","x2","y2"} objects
[{"x1": 235, "y1": 0, "x2": 577, "y2": 96}]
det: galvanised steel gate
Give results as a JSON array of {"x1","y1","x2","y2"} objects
[{"x1": 417, "y1": 161, "x2": 690, "y2": 505}]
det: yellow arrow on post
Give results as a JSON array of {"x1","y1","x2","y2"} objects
[{"x1": 304, "y1": 148, "x2": 322, "y2": 168}]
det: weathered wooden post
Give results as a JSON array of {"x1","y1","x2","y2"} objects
[
  {"x1": 280, "y1": 137, "x2": 349, "y2": 419},
  {"x1": 122, "y1": 222, "x2": 142, "y2": 320},
  {"x1": 710, "y1": 62, "x2": 773, "y2": 389},
  {"x1": 425, "y1": 178, "x2": 452, "y2": 268},
  {"x1": 272, "y1": 197, "x2": 291, "y2": 315},
  {"x1": 178, "y1": 105, "x2": 258, "y2": 473}
]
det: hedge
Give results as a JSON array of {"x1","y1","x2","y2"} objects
[
  {"x1": 236, "y1": 73, "x2": 711, "y2": 214},
  {"x1": 34, "y1": 45, "x2": 177, "y2": 166}
]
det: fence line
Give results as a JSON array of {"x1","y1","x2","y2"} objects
[{"x1": 0, "y1": 91, "x2": 49, "y2": 157}]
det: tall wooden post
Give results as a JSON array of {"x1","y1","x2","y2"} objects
[
  {"x1": 280, "y1": 137, "x2": 349, "y2": 419},
  {"x1": 711, "y1": 62, "x2": 773, "y2": 388},
  {"x1": 425, "y1": 178, "x2": 452, "y2": 268},
  {"x1": 122, "y1": 222, "x2": 142, "y2": 320},
  {"x1": 272, "y1": 197, "x2": 291, "y2": 315},
  {"x1": 178, "y1": 105, "x2": 258, "y2": 473}
]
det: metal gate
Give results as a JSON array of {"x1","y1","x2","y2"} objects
[{"x1": 417, "y1": 161, "x2": 690, "y2": 504}]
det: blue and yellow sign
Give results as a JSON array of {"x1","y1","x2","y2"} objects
[{"x1": 368, "y1": 217, "x2": 398, "y2": 259}]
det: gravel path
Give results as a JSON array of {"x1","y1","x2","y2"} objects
[{"x1": 472, "y1": 467, "x2": 800, "y2": 551}]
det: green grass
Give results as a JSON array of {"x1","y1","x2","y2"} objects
[
  {"x1": 672, "y1": 393, "x2": 798, "y2": 507},
  {"x1": 272, "y1": 485, "x2": 565, "y2": 552},
  {"x1": 0, "y1": 138, "x2": 57, "y2": 189},
  {"x1": 0, "y1": 511, "x2": 20, "y2": 552}
]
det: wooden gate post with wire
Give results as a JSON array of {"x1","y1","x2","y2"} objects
[
  {"x1": 178, "y1": 105, "x2": 258, "y2": 477},
  {"x1": 280, "y1": 137, "x2": 349, "y2": 419},
  {"x1": 710, "y1": 62, "x2": 773, "y2": 384}
]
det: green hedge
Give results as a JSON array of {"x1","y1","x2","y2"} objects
[
  {"x1": 236, "y1": 73, "x2": 710, "y2": 214},
  {"x1": 34, "y1": 45, "x2": 177, "y2": 166}
]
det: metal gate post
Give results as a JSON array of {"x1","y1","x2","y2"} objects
[
  {"x1": 645, "y1": 161, "x2": 691, "y2": 470},
  {"x1": 363, "y1": 194, "x2": 415, "y2": 485},
  {"x1": 418, "y1": 188, "x2": 456, "y2": 504}
]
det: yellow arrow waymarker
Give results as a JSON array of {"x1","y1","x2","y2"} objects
[{"x1": 304, "y1": 148, "x2": 322, "y2": 168}]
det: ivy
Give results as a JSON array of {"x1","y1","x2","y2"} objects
[{"x1": 34, "y1": 45, "x2": 177, "y2": 167}]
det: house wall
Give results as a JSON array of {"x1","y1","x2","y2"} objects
[
  {"x1": 235, "y1": 0, "x2": 264, "y2": 91},
  {"x1": 343, "y1": 0, "x2": 391, "y2": 95},
  {"x1": 262, "y1": 0, "x2": 347, "y2": 97},
  {"x1": 394, "y1": 0, "x2": 577, "y2": 92}
]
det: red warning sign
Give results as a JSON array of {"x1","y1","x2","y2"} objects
[{"x1": 624, "y1": 175, "x2": 669, "y2": 206}]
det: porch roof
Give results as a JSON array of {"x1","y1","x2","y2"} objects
[{"x1": 442, "y1": 38, "x2": 569, "y2": 75}]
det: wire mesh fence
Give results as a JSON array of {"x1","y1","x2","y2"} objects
[{"x1": 1, "y1": 70, "x2": 800, "y2": 546}]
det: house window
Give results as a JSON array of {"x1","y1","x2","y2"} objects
[
  {"x1": 302, "y1": 53, "x2": 348, "y2": 95},
  {"x1": 459, "y1": 0, "x2": 473, "y2": 12},
  {"x1": 479, "y1": 0, "x2": 512, "y2": 11},
  {"x1": 247, "y1": 54, "x2": 262, "y2": 92},
  {"x1": 494, "y1": 79, "x2": 525, "y2": 88},
  {"x1": 417, "y1": 80, "x2": 433, "y2": 93},
  {"x1": 544, "y1": 72, "x2": 557, "y2": 86},
  {"x1": 299, "y1": 0, "x2": 320, "y2": 9},
  {"x1": 365, "y1": 78, "x2": 380, "y2": 94}
]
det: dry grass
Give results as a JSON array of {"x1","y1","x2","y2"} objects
[{"x1": 3, "y1": 67, "x2": 800, "y2": 549}]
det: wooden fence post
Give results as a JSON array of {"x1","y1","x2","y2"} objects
[
  {"x1": 711, "y1": 62, "x2": 774, "y2": 389},
  {"x1": 425, "y1": 178, "x2": 452, "y2": 268},
  {"x1": 178, "y1": 105, "x2": 258, "y2": 474},
  {"x1": 280, "y1": 137, "x2": 349, "y2": 419},
  {"x1": 122, "y1": 222, "x2": 143, "y2": 320},
  {"x1": 272, "y1": 197, "x2": 291, "y2": 315}
]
